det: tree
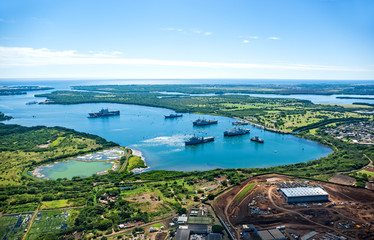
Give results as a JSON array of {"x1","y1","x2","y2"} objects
[
  {"x1": 207, "y1": 193, "x2": 215, "y2": 200},
  {"x1": 212, "y1": 225, "x2": 224, "y2": 233}
]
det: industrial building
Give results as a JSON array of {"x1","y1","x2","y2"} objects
[
  {"x1": 175, "y1": 224, "x2": 219, "y2": 240},
  {"x1": 244, "y1": 229, "x2": 286, "y2": 240},
  {"x1": 279, "y1": 187, "x2": 329, "y2": 203}
]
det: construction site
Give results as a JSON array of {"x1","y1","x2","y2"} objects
[{"x1": 213, "y1": 174, "x2": 374, "y2": 240}]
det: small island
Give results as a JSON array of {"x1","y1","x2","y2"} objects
[{"x1": 0, "y1": 85, "x2": 54, "y2": 95}]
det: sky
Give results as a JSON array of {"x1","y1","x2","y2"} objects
[{"x1": 0, "y1": 0, "x2": 373, "y2": 80}]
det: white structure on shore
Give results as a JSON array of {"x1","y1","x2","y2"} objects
[{"x1": 279, "y1": 187, "x2": 329, "y2": 203}]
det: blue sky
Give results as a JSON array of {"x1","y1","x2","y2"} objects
[{"x1": 0, "y1": 0, "x2": 373, "y2": 80}]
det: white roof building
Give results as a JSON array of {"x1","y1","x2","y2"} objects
[{"x1": 280, "y1": 187, "x2": 329, "y2": 203}]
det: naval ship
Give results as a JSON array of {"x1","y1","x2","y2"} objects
[
  {"x1": 250, "y1": 136, "x2": 264, "y2": 143},
  {"x1": 88, "y1": 108, "x2": 120, "y2": 118},
  {"x1": 193, "y1": 119, "x2": 218, "y2": 126},
  {"x1": 224, "y1": 127, "x2": 250, "y2": 137},
  {"x1": 232, "y1": 121, "x2": 249, "y2": 125},
  {"x1": 164, "y1": 114, "x2": 183, "y2": 118},
  {"x1": 185, "y1": 136, "x2": 215, "y2": 145}
]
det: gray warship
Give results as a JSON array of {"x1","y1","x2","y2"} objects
[
  {"x1": 224, "y1": 127, "x2": 250, "y2": 137},
  {"x1": 88, "y1": 108, "x2": 120, "y2": 118},
  {"x1": 232, "y1": 121, "x2": 249, "y2": 125},
  {"x1": 251, "y1": 136, "x2": 264, "y2": 143},
  {"x1": 193, "y1": 119, "x2": 218, "y2": 126},
  {"x1": 165, "y1": 114, "x2": 183, "y2": 118},
  {"x1": 185, "y1": 136, "x2": 214, "y2": 145}
]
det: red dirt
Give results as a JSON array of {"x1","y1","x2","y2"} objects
[{"x1": 213, "y1": 174, "x2": 374, "y2": 240}]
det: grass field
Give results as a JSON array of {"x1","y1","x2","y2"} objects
[
  {"x1": 26, "y1": 209, "x2": 73, "y2": 240},
  {"x1": 40, "y1": 199, "x2": 73, "y2": 210},
  {"x1": 0, "y1": 213, "x2": 33, "y2": 240},
  {"x1": 126, "y1": 155, "x2": 146, "y2": 172},
  {"x1": 187, "y1": 216, "x2": 211, "y2": 224},
  {"x1": 357, "y1": 170, "x2": 374, "y2": 178},
  {"x1": 235, "y1": 183, "x2": 257, "y2": 201}
]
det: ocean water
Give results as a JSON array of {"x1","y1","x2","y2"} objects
[{"x1": 0, "y1": 80, "x2": 333, "y2": 174}]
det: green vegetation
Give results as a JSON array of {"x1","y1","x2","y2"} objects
[
  {"x1": 235, "y1": 183, "x2": 257, "y2": 201},
  {"x1": 0, "y1": 123, "x2": 243, "y2": 239},
  {"x1": 0, "y1": 112, "x2": 12, "y2": 121},
  {"x1": 357, "y1": 170, "x2": 374, "y2": 178},
  {"x1": 0, "y1": 85, "x2": 53, "y2": 95},
  {"x1": 27, "y1": 209, "x2": 74, "y2": 240},
  {"x1": 0, "y1": 213, "x2": 33, "y2": 240},
  {"x1": 126, "y1": 155, "x2": 146, "y2": 172},
  {"x1": 70, "y1": 83, "x2": 374, "y2": 95},
  {"x1": 40, "y1": 199, "x2": 73, "y2": 210},
  {"x1": 3, "y1": 84, "x2": 374, "y2": 239},
  {"x1": 188, "y1": 216, "x2": 211, "y2": 224},
  {"x1": 0, "y1": 123, "x2": 118, "y2": 186},
  {"x1": 36, "y1": 85, "x2": 374, "y2": 180},
  {"x1": 37, "y1": 86, "x2": 372, "y2": 132}
]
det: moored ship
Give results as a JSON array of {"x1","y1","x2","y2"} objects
[
  {"x1": 26, "y1": 101, "x2": 38, "y2": 105},
  {"x1": 232, "y1": 121, "x2": 249, "y2": 125},
  {"x1": 185, "y1": 136, "x2": 214, "y2": 145},
  {"x1": 88, "y1": 108, "x2": 120, "y2": 118},
  {"x1": 250, "y1": 136, "x2": 264, "y2": 143},
  {"x1": 164, "y1": 113, "x2": 183, "y2": 118},
  {"x1": 193, "y1": 119, "x2": 218, "y2": 126},
  {"x1": 224, "y1": 127, "x2": 250, "y2": 137}
]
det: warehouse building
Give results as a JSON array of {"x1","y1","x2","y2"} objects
[{"x1": 279, "y1": 187, "x2": 329, "y2": 203}]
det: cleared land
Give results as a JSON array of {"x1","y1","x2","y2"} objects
[{"x1": 214, "y1": 174, "x2": 374, "y2": 240}]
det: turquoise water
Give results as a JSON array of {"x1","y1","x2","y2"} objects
[
  {"x1": 36, "y1": 161, "x2": 113, "y2": 180},
  {"x1": 0, "y1": 80, "x2": 334, "y2": 172}
]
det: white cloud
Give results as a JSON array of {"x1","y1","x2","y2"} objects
[
  {"x1": 243, "y1": 40, "x2": 249, "y2": 44},
  {"x1": 249, "y1": 36, "x2": 259, "y2": 39},
  {"x1": 0, "y1": 46, "x2": 369, "y2": 73},
  {"x1": 268, "y1": 36, "x2": 280, "y2": 40},
  {"x1": 204, "y1": 32, "x2": 212, "y2": 36}
]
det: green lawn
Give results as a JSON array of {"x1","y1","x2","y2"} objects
[
  {"x1": 235, "y1": 183, "x2": 257, "y2": 201},
  {"x1": 40, "y1": 199, "x2": 72, "y2": 210},
  {"x1": 357, "y1": 170, "x2": 374, "y2": 178}
]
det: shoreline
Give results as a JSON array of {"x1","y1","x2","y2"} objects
[
  {"x1": 233, "y1": 117, "x2": 293, "y2": 135},
  {"x1": 128, "y1": 148, "x2": 150, "y2": 173}
]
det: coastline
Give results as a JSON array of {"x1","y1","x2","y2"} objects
[
  {"x1": 128, "y1": 148, "x2": 150, "y2": 173},
  {"x1": 233, "y1": 117, "x2": 293, "y2": 135}
]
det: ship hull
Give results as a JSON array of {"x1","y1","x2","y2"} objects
[
  {"x1": 164, "y1": 114, "x2": 183, "y2": 118},
  {"x1": 250, "y1": 138, "x2": 264, "y2": 143}
]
